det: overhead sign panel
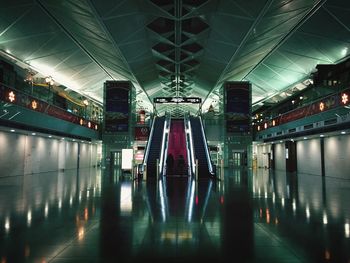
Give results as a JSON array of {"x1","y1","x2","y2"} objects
[
  {"x1": 225, "y1": 81, "x2": 251, "y2": 133},
  {"x1": 153, "y1": 97, "x2": 202, "y2": 104}
]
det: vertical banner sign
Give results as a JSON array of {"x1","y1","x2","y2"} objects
[
  {"x1": 104, "y1": 81, "x2": 130, "y2": 132},
  {"x1": 225, "y1": 82, "x2": 251, "y2": 133}
]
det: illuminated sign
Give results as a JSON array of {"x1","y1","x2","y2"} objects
[
  {"x1": 8, "y1": 91, "x2": 15, "y2": 102},
  {"x1": 153, "y1": 97, "x2": 202, "y2": 104},
  {"x1": 31, "y1": 100, "x2": 37, "y2": 110},
  {"x1": 342, "y1": 93, "x2": 349, "y2": 105},
  {"x1": 319, "y1": 102, "x2": 324, "y2": 111}
]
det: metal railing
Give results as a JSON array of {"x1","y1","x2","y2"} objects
[
  {"x1": 184, "y1": 113, "x2": 196, "y2": 176},
  {"x1": 159, "y1": 113, "x2": 171, "y2": 176},
  {"x1": 198, "y1": 115, "x2": 214, "y2": 175}
]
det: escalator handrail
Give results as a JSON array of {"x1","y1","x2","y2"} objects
[
  {"x1": 159, "y1": 115, "x2": 171, "y2": 175},
  {"x1": 184, "y1": 115, "x2": 195, "y2": 176},
  {"x1": 143, "y1": 115, "x2": 156, "y2": 167},
  {"x1": 198, "y1": 115, "x2": 214, "y2": 175}
]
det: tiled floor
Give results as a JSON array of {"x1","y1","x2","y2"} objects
[{"x1": 0, "y1": 167, "x2": 349, "y2": 262}]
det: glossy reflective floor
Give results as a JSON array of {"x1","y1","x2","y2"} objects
[{"x1": 0, "y1": 167, "x2": 350, "y2": 263}]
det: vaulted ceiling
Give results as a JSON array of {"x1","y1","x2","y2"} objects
[{"x1": 1, "y1": 0, "x2": 350, "y2": 116}]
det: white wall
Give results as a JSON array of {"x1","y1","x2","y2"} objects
[
  {"x1": 274, "y1": 142, "x2": 286, "y2": 171},
  {"x1": 79, "y1": 143, "x2": 90, "y2": 168},
  {"x1": 297, "y1": 139, "x2": 322, "y2": 176},
  {"x1": 64, "y1": 141, "x2": 79, "y2": 169},
  {"x1": 0, "y1": 132, "x2": 25, "y2": 177},
  {"x1": 256, "y1": 144, "x2": 271, "y2": 168},
  {"x1": 0, "y1": 130, "x2": 99, "y2": 177},
  {"x1": 324, "y1": 134, "x2": 350, "y2": 179}
]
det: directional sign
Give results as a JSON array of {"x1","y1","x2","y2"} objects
[{"x1": 153, "y1": 97, "x2": 202, "y2": 104}]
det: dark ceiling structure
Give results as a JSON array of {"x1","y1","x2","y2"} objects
[{"x1": 1, "y1": 0, "x2": 350, "y2": 116}]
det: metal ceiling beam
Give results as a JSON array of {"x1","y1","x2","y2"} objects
[
  {"x1": 35, "y1": 0, "x2": 115, "y2": 80},
  {"x1": 242, "y1": 0, "x2": 327, "y2": 82},
  {"x1": 201, "y1": 0, "x2": 274, "y2": 107}
]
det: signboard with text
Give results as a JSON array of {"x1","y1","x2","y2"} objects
[{"x1": 153, "y1": 97, "x2": 201, "y2": 104}]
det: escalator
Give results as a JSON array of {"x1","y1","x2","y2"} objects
[
  {"x1": 166, "y1": 119, "x2": 188, "y2": 176},
  {"x1": 189, "y1": 116, "x2": 215, "y2": 178},
  {"x1": 143, "y1": 116, "x2": 165, "y2": 177}
]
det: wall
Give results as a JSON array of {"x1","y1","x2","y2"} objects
[
  {"x1": 296, "y1": 139, "x2": 321, "y2": 176},
  {"x1": 0, "y1": 130, "x2": 99, "y2": 177},
  {"x1": 324, "y1": 134, "x2": 350, "y2": 179},
  {"x1": 0, "y1": 132, "x2": 26, "y2": 177},
  {"x1": 274, "y1": 142, "x2": 286, "y2": 171},
  {"x1": 64, "y1": 142, "x2": 79, "y2": 169},
  {"x1": 256, "y1": 144, "x2": 271, "y2": 168}
]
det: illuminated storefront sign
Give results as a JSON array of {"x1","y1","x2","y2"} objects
[{"x1": 342, "y1": 93, "x2": 349, "y2": 104}]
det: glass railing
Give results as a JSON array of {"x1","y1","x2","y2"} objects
[{"x1": 0, "y1": 82, "x2": 99, "y2": 131}]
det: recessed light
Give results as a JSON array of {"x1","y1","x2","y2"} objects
[
  {"x1": 304, "y1": 137, "x2": 307, "y2": 140},
  {"x1": 10, "y1": 129, "x2": 15, "y2": 132},
  {"x1": 72, "y1": 139, "x2": 75, "y2": 141},
  {"x1": 48, "y1": 135, "x2": 52, "y2": 138},
  {"x1": 62, "y1": 138, "x2": 65, "y2": 140},
  {"x1": 341, "y1": 131, "x2": 346, "y2": 135},
  {"x1": 32, "y1": 133, "x2": 36, "y2": 136},
  {"x1": 81, "y1": 141, "x2": 84, "y2": 143},
  {"x1": 280, "y1": 140, "x2": 283, "y2": 143},
  {"x1": 320, "y1": 134, "x2": 324, "y2": 137}
]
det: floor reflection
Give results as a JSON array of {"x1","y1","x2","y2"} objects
[
  {"x1": 252, "y1": 169, "x2": 350, "y2": 262},
  {"x1": 0, "y1": 166, "x2": 349, "y2": 262}
]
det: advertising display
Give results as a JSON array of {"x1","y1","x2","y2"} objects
[
  {"x1": 104, "y1": 81, "x2": 130, "y2": 132},
  {"x1": 225, "y1": 82, "x2": 251, "y2": 133}
]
